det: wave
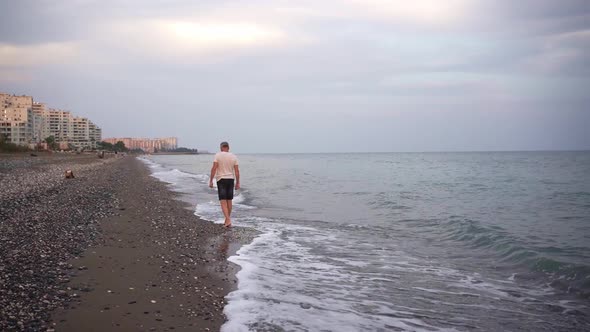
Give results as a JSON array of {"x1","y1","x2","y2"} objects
[
  {"x1": 439, "y1": 217, "x2": 590, "y2": 296},
  {"x1": 138, "y1": 157, "x2": 257, "y2": 224},
  {"x1": 194, "y1": 191, "x2": 256, "y2": 225},
  {"x1": 137, "y1": 156, "x2": 159, "y2": 169},
  {"x1": 151, "y1": 168, "x2": 208, "y2": 185}
]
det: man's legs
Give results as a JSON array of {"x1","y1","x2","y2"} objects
[
  {"x1": 217, "y1": 179, "x2": 234, "y2": 227},
  {"x1": 220, "y1": 200, "x2": 232, "y2": 227}
]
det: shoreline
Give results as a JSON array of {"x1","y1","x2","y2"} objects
[{"x1": 0, "y1": 154, "x2": 255, "y2": 331}]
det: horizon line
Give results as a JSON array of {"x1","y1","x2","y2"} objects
[{"x1": 195, "y1": 148, "x2": 590, "y2": 154}]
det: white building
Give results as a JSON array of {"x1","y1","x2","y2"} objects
[
  {"x1": 45, "y1": 110, "x2": 101, "y2": 149},
  {"x1": 47, "y1": 109, "x2": 73, "y2": 143},
  {"x1": 0, "y1": 93, "x2": 34, "y2": 145},
  {"x1": 88, "y1": 122, "x2": 101, "y2": 148},
  {"x1": 32, "y1": 102, "x2": 50, "y2": 142},
  {"x1": 1, "y1": 92, "x2": 102, "y2": 149},
  {"x1": 70, "y1": 116, "x2": 100, "y2": 149}
]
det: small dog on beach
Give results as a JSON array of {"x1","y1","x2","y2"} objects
[{"x1": 65, "y1": 170, "x2": 75, "y2": 179}]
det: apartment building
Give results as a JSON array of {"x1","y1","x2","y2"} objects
[
  {"x1": 32, "y1": 102, "x2": 50, "y2": 142},
  {"x1": 70, "y1": 116, "x2": 101, "y2": 149},
  {"x1": 89, "y1": 122, "x2": 101, "y2": 147},
  {"x1": 102, "y1": 137, "x2": 178, "y2": 152},
  {"x1": 47, "y1": 109, "x2": 72, "y2": 143},
  {"x1": 71, "y1": 117, "x2": 87, "y2": 148},
  {"x1": 0, "y1": 93, "x2": 34, "y2": 145},
  {"x1": 1, "y1": 92, "x2": 102, "y2": 149},
  {"x1": 160, "y1": 137, "x2": 178, "y2": 149}
]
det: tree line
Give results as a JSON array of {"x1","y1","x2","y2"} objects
[
  {"x1": 97, "y1": 140, "x2": 129, "y2": 152},
  {"x1": 0, "y1": 134, "x2": 132, "y2": 153},
  {"x1": 0, "y1": 134, "x2": 30, "y2": 152}
]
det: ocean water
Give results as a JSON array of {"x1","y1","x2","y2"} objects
[{"x1": 139, "y1": 152, "x2": 590, "y2": 331}]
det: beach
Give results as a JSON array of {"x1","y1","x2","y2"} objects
[{"x1": 0, "y1": 153, "x2": 253, "y2": 331}]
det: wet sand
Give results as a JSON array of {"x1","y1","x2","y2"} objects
[{"x1": 0, "y1": 154, "x2": 254, "y2": 331}]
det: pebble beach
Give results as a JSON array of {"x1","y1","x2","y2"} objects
[{"x1": 0, "y1": 153, "x2": 254, "y2": 331}]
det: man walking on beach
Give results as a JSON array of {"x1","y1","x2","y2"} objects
[{"x1": 209, "y1": 141, "x2": 240, "y2": 227}]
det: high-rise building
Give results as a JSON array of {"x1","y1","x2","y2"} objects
[
  {"x1": 44, "y1": 110, "x2": 101, "y2": 149},
  {"x1": 47, "y1": 109, "x2": 72, "y2": 143},
  {"x1": 1, "y1": 92, "x2": 102, "y2": 149},
  {"x1": 89, "y1": 122, "x2": 101, "y2": 149},
  {"x1": 70, "y1": 116, "x2": 101, "y2": 149},
  {"x1": 0, "y1": 93, "x2": 34, "y2": 145},
  {"x1": 32, "y1": 102, "x2": 50, "y2": 142}
]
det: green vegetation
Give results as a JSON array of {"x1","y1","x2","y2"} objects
[
  {"x1": 0, "y1": 134, "x2": 31, "y2": 153},
  {"x1": 158, "y1": 147, "x2": 199, "y2": 153},
  {"x1": 114, "y1": 141, "x2": 127, "y2": 152},
  {"x1": 128, "y1": 148, "x2": 145, "y2": 154},
  {"x1": 44, "y1": 136, "x2": 58, "y2": 150},
  {"x1": 98, "y1": 140, "x2": 128, "y2": 152}
]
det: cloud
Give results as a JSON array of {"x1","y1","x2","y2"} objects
[
  {"x1": 0, "y1": 42, "x2": 79, "y2": 67},
  {"x1": 265, "y1": 0, "x2": 472, "y2": 30},
  {"x1": 165, "y1": 21, "x2": 283, "y2": 47},
  {"x1": 1, "y1": 0, "x2": 589, "y2": 153},
  {"x1": 88, "y1": 18, "x2": 301, "y2": 64},
  {"x1": 344, "y1": 0, "x2": 470, "y2": 25},
  {"x1": 525, "y1": 29, "x2": 590, "y2": 75}
]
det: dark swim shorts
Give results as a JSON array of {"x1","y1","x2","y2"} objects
[{"x1": 217, "y1": 179, "x2": 235, "y2": 200}]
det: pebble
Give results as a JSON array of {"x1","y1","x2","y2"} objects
[
  {"x1": 0, "y1": 154, "x2": 119, "y2": 330},
  {"x1": 0, "y1": 154, "x2": 259, "y2": 330}
]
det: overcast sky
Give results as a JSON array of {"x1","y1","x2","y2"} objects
[{"x1": 1, "y1": 0, "x2": 589, "y2": 153}]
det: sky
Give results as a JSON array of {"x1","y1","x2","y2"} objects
[{"x1": 0, "y1": 0, "x2": 589, "y2": 153}]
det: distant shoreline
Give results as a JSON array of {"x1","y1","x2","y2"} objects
[{"x1": 150, "y1": 152, "x2": 200, "y2": 155}]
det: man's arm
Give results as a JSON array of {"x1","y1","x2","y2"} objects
[
  {"x1": 209, "y1": 162, "x2": 218, "y2": 188},
  {"x1": 234, "y1": 165, "x2": 240, "y2": 190}
]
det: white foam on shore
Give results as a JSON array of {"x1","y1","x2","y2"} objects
[
  {"x1": 138, "y1": 156, "x2": 257, "y2": 226},
  {"x1": 194, "y1": 192, "x2": 255, "y2": 224},
  {"x1": 137, "y1": 157, "x2": 160, "y2": 170},
  {"x1": 140, "y1": 157, "x2": 434, "y2": 331},
  {"x1": 152, "y1": 168, "x2": 208, "y2": 185},
  {"x1": 222, "y1": 231, "x2": 278, "y2": 332},
  {"x1": 220, "y1": 220, "x2": 455, "y2": 332}
]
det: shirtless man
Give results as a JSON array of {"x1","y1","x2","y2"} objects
[{"x1": 209, "y1": 141, "x2": 240, "y2": 227}]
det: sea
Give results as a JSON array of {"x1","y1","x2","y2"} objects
[{"x1": 139, "y1": 152, "x2": 590, "y2": 332}]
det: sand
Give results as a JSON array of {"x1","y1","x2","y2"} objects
[{"x1": 0, "y1": 153, "x2": 254, "y2": 331}]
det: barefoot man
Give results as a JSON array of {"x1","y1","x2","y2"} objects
[{"x1": 209, "y1": 141, "x2": 240, "y2": 227}]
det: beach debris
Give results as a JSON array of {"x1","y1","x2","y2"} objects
[
  {"x1": 65, "y1": 169, "x2": 75, "y2": 179},
  {"x1": 151, "y1": 300, "x2": 157, "y2": 304}
]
